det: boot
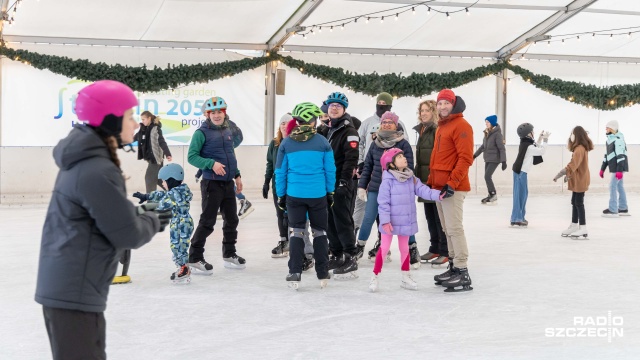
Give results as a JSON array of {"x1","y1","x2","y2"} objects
[
  {"x1": 401, "y1": 271, "x2": 418, "y2": 290},
  {"x1": 561, "y1": 223, "x2": 578, "y2": 237},
  {"x1": 569, "y1": 225, "x2": 588, "y2": 239}
]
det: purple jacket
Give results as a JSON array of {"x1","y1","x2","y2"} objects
[{"x1": 378, "y1": 171, "x2": 440, "y2": 236}]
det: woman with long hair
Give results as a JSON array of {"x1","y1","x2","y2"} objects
[{"x1": 137, "y1": 110, "x2": 172, "y2": 193}]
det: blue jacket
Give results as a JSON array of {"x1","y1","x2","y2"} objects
[
  {"x1": 359, "y1": 138, "x2": 414, "y2": 193},
  {"x1": 601, "y1": 132, "x2": 629, "y2": 173},
  {"x1": 275, "y1": 133, "x2": 336, "y2": 199}
]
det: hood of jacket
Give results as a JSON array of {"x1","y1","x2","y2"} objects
[{"x1": 53, "y1": 125, "x2": 111, "y2": 171}]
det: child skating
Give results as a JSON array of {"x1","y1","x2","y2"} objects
[
  {"x1": 554, "y1": 126, "x2": 593, "y2": 239},
  {"x1": 371, "y1": 148, "x2": 443, "y2": 292},
  {"x1": 134, "y1": 163, "x2": 194, "y2": 283}
]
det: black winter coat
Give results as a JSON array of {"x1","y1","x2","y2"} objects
[
  {"x1": 319, "y1": 114, "x2": 360, "y2": 187},
  {"x1": 359, "y1": 138, "x2": 414, "y2": 192},
  {"x1": 36, "y1": 125, "x2": 160, "y2": 312},
  {"x1": 136, "y1": 121, "x2": 171, "y2": 164}
]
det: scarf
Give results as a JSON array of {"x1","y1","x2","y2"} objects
[
  {"x1": 289, "y1": 125, "x2": 317, "y2": 142},
  {"x1": 376, "y1": 104, "x2": 392, "y2": 118},
  {"x1": 512, "y1": 137, "x2": 535, "y2": 174},
  {"x1": 374, "y1": 130, "x2": 404, "y2": 149},
  {"x1": 389, "y1": 168, "x2": 414, "y2": 182}
]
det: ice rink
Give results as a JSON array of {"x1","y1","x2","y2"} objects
[{"x1": 2, "y1": 192, "x2": 638, "y2": 359}]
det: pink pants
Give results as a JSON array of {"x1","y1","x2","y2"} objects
[{"x1": 373, "y1": 234, "x2": 410, "y2": 275}]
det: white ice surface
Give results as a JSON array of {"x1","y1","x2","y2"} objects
[{"x1": 1, "y1": 193, "x2": 639, "y2": 360}]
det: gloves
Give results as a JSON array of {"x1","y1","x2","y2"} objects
[
  {"x1": 136, "y1": 202, "x2": 158, "y2": 215},
  {"x1": 357, "y1": 162, "x2": 364, "y2": 176},
  {"x1": 501, "y1": 162, "x2": 507, "y2": 171},
  {"x1": 133, "y1": 191, "x2": 149, "y2": 204},
  {"x1": 336, "y1": 179, "x2": 350, "y2": 196},
  {"x1": 155, "y1": 208, "x2": 172, "y2": 232},
  {"x1": 381, "y1": 223, "x2": 393, "y2": 235},
  {"x1": 541, "y1": 131, "x2": 551, "y2": 143},
  {"x1": 277, "y1": 196, "x2": 287, "y2": 211},
  {"x1": 327, "y1": 192, "x2": 334, "y2": 207},
  {"x1": 357, "y1": 188, "x2": 368, "y2": 202},
  {"x1": 262, "y1": 182, "x2": 269, "y2": 199},
  {"x1": 439, "y1": 184, "x2": 454, "y2": 200},
  {"x1": 599, "y1": 170, "x2": 604, "y2": 178},
  {"x1": 616, "y1": 172, "x2": 623, "y2": 180},
  {"x1": 553, "y1": 168, "x2": 567, "y2": 182}
]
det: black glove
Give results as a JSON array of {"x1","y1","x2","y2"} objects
[
  {"x1": 327, "y1": 192, "x2": 334, "y2": 207},
  {"x1": 278, "y1": 196, "x2": 287, "y2": 211},
  {"x1": 262, "y1": 182, "x2": 270, "y2": 199},
  {"x1": 155, "y1": 208, "x2": 172, "y2": 232},
  {"x1": 336, "y1": 179, "x2": 350, "y2": 196},
  {"x1": 133, "y1": 191, "x2": 149, "y2": 204},
  {"x1": 501, "y1": 162, "x2": 507, "y2": 171},
  {"x1": 357, "y1": 162, "x2": 364, "y2": 175},
  {"x1": 439, "y1": 184, "x2": 454, "y2": 200}
]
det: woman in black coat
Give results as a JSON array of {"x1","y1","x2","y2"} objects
[
  {"x1": 137, "y1": 110, "x2": 172, "y2": 193},
  {"x1": 473, "y1": 115, "x2": 507, "y2": 204}
]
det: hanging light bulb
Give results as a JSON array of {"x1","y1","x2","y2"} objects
[
  {"x1": 311, "y1": 29, "x2": 315, "y2": 35},
  {"x1": 427, "y1": 7, "x2": 431, "y2": 14},
  {"x1": 395, "y1": 13, "x2": 399, "y2": 20},
  {"x1": 319, "y1": 26, "x2": 322, "y2": 33},
  {"x1": 341, "y1": 23, "x2": 345, "y2": 30},
  {"x1": 592, "y1": 33, "x2": 596, "y2": 38},
  {"x1": 412, "y1": 7, "x2": 415, "y2": 15},
  {"x1": 533, "y1": 42, "x2": 537, "y2": 46},
  {"x1": 381, "y1": 16, "x2": 384, "y2": 23},
  {"x1": 562, "y1": 39, "x2": 565, "y2": 45},
  {"x1": 292, "y1": 32, "x2": 296, "y2": 38},
  {"x1": 610, "y1": 34, "x2": 613, "y2": 40},
  {"x1": 547, "y1": 41, "x2": 551, "y2": 46},
  {"x1": 303, "y1": 34, "x2": 306, "y2": 40},
  {"x1": 354, "y1": 18, "x2": 358, "y2": 23},
  {"x1": 628, "y1": 32, "x2": 632, "y2": 38},
  {"x1": 577, "y1": 36, "x2": 580, "y2": 41},
  {"x1": 330, "y1": 26, "x2": 333, "y2": 32},
  {"x1": 366, "y1": 17, "x2": 370, "y2": 24},
  {"x1": 446, "y1": 12, "x2": 450, "y2": 20},
  {"x1": 466, "y1": 8, "x2": 470, "y2": 16}
]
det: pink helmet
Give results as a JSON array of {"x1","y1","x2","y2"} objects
[
  {"x1": 380, "y1": 148, "x2": 403, "y2": 170},
  {"x1": 75, "y1": 80, "x2": 138, "y2": 127}
]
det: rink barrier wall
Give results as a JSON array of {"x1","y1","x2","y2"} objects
[{"x1": 1, "y1": 144, "x2": 637, "y2": 204}]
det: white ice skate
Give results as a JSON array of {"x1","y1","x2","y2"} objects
[
  {"x1": 401, "y1": 271, "x2": 418, "y2": 291},
  {"x1": 561, "y1": 223, "x2": 579, "y2": 237},
  {"x1": 369, "y1": 274, "x2": 379, "y2": 292},
  {"x1": 188, "y1": 260, "x2": 214, "y2": 275},
  {"x1": 171, "y1": 265, "x2": 191, "y2": 285},
  {"x1": 568, "y1": 225, "x2": 589, "y2": 240},
  {"x1": 223, "y1": 255, "x2": 247, "y2": 270},
  {"x1": 320, "y1": 273, "x2": 331, "y2": 289}
]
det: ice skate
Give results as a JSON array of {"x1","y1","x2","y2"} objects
[
  {"x1": 481, "y1": 193, "x2": 497, "y2": 205},
  {"x1": 568, "y1": 225, "x2": 589, "y2": 240},
  {"x1": 619, "y1": 209, "x2": 630, "y2": 216},
  {"x1": 420, "y1": 252, "x2": 438, "y2": 263},
  {"x1": 354, "y1": 240, "x2": 366, "y2": 261},
  {"x1": 430, "y1": 255, "x2": 449, "y2": 267},
  {"x1": 561, "y1": 223, "x2": 578, "y2": 237},
  {"x1": 401, "y1": 271, "x2": 418, "y2": 291},
  {"x1": 223, "y1": 254, "x2": 246, "y2": 270},
  {"x1": 510, "y1": 220, "x2": 528, "y2": 228},
  {"x1": 369, "y1": 274, "x2": 379, "y2": 292},
  {"x1": 409, "y1": 243, "x2": 421, "y2": 269},
  {"x1": 286, "y1": 273, "x2": 301, "y2": 290},
  {"x1": 170, "y1": 265, "x2": 191, "y2": 284},
  {"x1": 188, "y1": 259, "x2": 214, "y2": 275},
  {"x1": 602, "y1": 209, "x2": 619, "y2": 218},
  {"x1": 238, "y1": 199, "x2": 254, "y2": 219},
  {"x1": 434, "y1": 259, "x2": 455, "y2": 285},
  {"x1": 328, "y1": 254, "x2": 345, "y2": 271},
  {"x1": 319, "y1": 273, "x2": 331, "y2": 289},
  {"x1": 271, "y1": 239, "x2": 289, "y2": 258},
  {"x1": 302, "y1": 257, "x2": 315, "y2": 272},
  {"x1": 442, "y1": 267, "x2": 473, "y2": 293},
  {"x1": 333, "y1": 255, "x2": 359, "y2": 280}
]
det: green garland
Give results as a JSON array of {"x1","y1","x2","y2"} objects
[{"x1": 1, "y1": 43, "x2": 638, "y2": 110}]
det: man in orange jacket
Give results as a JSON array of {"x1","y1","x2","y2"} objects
[{"x1": 427, "y1": 89, "x2": 474, "y2": 292}]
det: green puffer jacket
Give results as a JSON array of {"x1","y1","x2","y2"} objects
[{"x1": 414, "y1": 121, "x2": 437, "y2": 202}]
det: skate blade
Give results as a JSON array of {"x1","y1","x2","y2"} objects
[
  {"x1": 430, "y1": 263, "x2": 446, "y2": 268},
  {"x1": 619, "y1": 213, "x2": 631, "y2": 217},
  {"x1": 601, "y1": 214, "x2": 619, "y2": 218},
  {"x1": 401, "y1": 283, "x2": 418, "y2": 291},
  {"x1": 411, "y1": 262, "x2": 421, "y2": 270},
  {"x1": 369, "y1": 286, "x2": 378, "y2": 293},
  {"x1": 238, "y1": 207, "x2": 255, "y2": 220},
  {"x1": 333, "y1": 271, "x2": 359, "y2": 281},
  {"x1": 223, "y1": 262, "x2": 247, "y2": 270},
  {"x1": 320, "y1": 280, "x2": 329, "y2": 289},
  {"x1": 111, "y1": 275, "x2": 131, "y2": 285},
  {"x1": 569, "y1": 235, "x2": 589, "y2": 240},
  {"x1": 288, "y1": 282, "x2": 300, "y2": 290},
  {"x1": 189, "y1": 267, "x2": 214, "y2": 276},
  {"x1": 444, "y1": 285, "x2": 473, "y2": 293},
  {"x1": 271, "y1": 252, "x2": 289, "y2": 258},
  {"x1": 172, "y1": 277, "x2": 191, "y2": 285}
]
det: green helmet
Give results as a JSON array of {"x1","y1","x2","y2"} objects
[{"x1": 292, "y1": 102, "x2": 323, "y2": 123}]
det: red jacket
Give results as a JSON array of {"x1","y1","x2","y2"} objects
[{"x1": 427, "y1": 97, "x2": 474, "y2": 191}]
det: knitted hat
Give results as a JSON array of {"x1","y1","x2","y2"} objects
[
  {"x1": 606, "y1": 120, "x2": 619, "y2": 131},
  {"x1": 376, "y1": 92, "x2": 394, "y2": 105},
  {"x1": 485, "y1": 115, "x2": 498, "y2": 127},
  {"x1": 279, "y1": 113, "x2": 293, "y2": 124},
  {"x1": 437, "y1": 89, "x2": 456, "y2": 105},
  {"x1": 320, "y1": 101, "x2": 328, "y2": 114},
  {"x1": 380, "y1": 148, "x2": 403, "y2": 170},
  {"x1": 380, "y1": 111, "x2": 399, "y2": 124}
]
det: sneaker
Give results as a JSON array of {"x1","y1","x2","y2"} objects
[
  {"x1": 354, "y1": 240, "x2": 366, "y2": 260},
  {"x1": 409, "y1": 243, "x2": 421, "y2": 269},
  {"x1": 602, "y1": 209, "x2": 619, "y2": 218},
  {"x1": 238, "y1": 199, "x2": 254, "y2": 219},
  {"x1": 619, "y1": 209, "x2": 630, "y2": 216},
  {"x1": 188, "y1": 259, "x2": 214, "y2": 275},
  {"x1": 328, "y1": 254, "x2": 345, "y2": 271},
  {"x1": 223, "y1": 254, "x2": 246, "y2": 270},
  {"x1": 271, "y1": 239, "x2": 289, "y2": 258},
  {"x1": 333, "y1": 255, "x2": 359, "y2": 280},
  {"x1": 286, "y1": 273, "x2": 301, "y2": 290},
  {"x1": 170, "y1": 265, "x2": 191, "y2": 284},
  {"x1": 369, "y1": 274, "x2": 379, "y2": 292},
  {"x1": 302, "y1": 257, "x2": 315, "y2": 272},
  {"x1": 420, "y1": 252, "x2": 439, "y2": 262},
  {"x1": 401, "y1": 271, "x2": 418, "y2": 291}
]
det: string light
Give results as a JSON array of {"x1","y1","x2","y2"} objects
[
  {"x1": 412, "y1": 7, "x2": 415, "y2": 14},
  {"x1": 466, "y1": 8, "x2": 470, "y2": 16},
  {"x1": 395, "y1": 13, "x2": 399, "y2": 20},
  {"x1": 446, "y1": 12, "x2": 450, "y2": 20}
]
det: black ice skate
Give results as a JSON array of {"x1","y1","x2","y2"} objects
[
  {"x1": 441, "y1": 267, "x2": 473, "y2": 293},
  {"x1": 188, "y1": 259, "x2": 214, "y2": 275},
  {"x1": 434, "y1": 259, "x2": 455, "y2": 285},
  {"x1": 333, "y1": 255, "x2": 359, "y2": 280},
  {"x1": 271, "y1": 239, "x2": 289, "y2": 258},
  {"x1": 510, "y1": 220, "x2": 528, "y2": 228},
  {"x1": 328, "y1": 254, "x2": 345, "y2": 271},
  {"x1": 286, "y1": 273, "x2": 301, "y2": 290},
  {"x1": 367, "y1": 238, "x2": 391, "y2": 263},
  {"x1": 409, "y1": 243, "x2": 421, "y2": 269},
  {"x1": 354, "y1": 240, "x2": 366, "y2": 261},
  {"x1": 302, "y1": 257, "x2": 315, "y2": 272},
  {"x1": 170, "y1": 265, "x2": 191, "y2": 285},
  {"x1": 223, "y1": 254, "x2": 246, "y2": 270},
  {"x1": 481, "y1": 192, "x2": 497, "y2": 205}
]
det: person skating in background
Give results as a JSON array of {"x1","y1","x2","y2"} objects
[
  {"x1": 370, "y1": 148, "x2": 442, "y2": 292},
  {"x1": 414, "y1": 100, "x2": 449, "y2": 266},
  {"x1": 428, "y1": 89, "x2": 474, "y2": 293},
  {"x1": 275, "y1": 102, "x2": 336, "y2": 290},
  {"x1": 554, "y1": 126, "x2": 593, "y2": 239},
  {"x1": 188, "y1": 96, "x2": 246, "y2": 273},
  {"x1": 511, "y1": 123, "x2": 550, "y2": 227},
  {"x1": 136, "y1": 111, "x2": 172, "y2": 193},
  {"x1": 600, "y1": 120, "x2": 630, "y2": 217},
  {"x1": 473, "y1": 114, "x2": 507, "y2": 204},
  {"x1": 35, "y1": 80, "x2": 170, "y2": 360},
  {"x1": 318, "y1": 92, "x2": 360, "y2": 280},
  {"x1": 134, "y1": 163, "x2": 194, "y2": 283}
]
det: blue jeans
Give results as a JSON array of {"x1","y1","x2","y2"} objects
[
  {"x1": 609, "y1": 174, "x2": 627, "y2": 212},
  {"x1": 511, "y1": 172, "x2": 528, "y2": 222},
  {"x1": 358, "y1": 191, "x2": 416, "y2": 244},
  {"x1": 233, "y1": 185, "x2": 245, "y2": 200}
]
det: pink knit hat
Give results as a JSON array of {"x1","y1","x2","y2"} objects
[
  {"x1": 380, "y1": 111, "x2": 399, "y2": 124},
  {"x1": 380, "y1": 148, "x2": 403, "y2": 170}
]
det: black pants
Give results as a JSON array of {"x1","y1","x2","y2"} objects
[
  {"x1": 189, "y1": 179, "x2": 239, "y2": 261},
  {"x1": 287, "y1": 196, "x2": 329, "y2": 278},
  {"x1": 571, "y1": 192, "x2": 586, "y2": 225},
  {"x1": 272, "y1": 195, "x2": 288, "y2": 238},
  {"x1": 424, "y1": 202, "x2": 448, "y2": 257},
  {"x1": 327, "y1": 186, "x2": 356, "y2": 257},
  {"x1": 485, "y1": 162, "x2": 499, "y2": 194},
  {"x1": 43, "y1": 306, "x2": 106, "y2": 360}
]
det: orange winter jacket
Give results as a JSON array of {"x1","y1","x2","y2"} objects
[{"x1": 427, "y1": 97, "x2": 474, "y2": 191}]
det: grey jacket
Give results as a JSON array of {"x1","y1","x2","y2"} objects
[
  {"x1": 35, "y1": 125, "x2": 160, "y2": 313},
  {"x1": 474, "y1": 125, "x2": 506, "y2": 164}
]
